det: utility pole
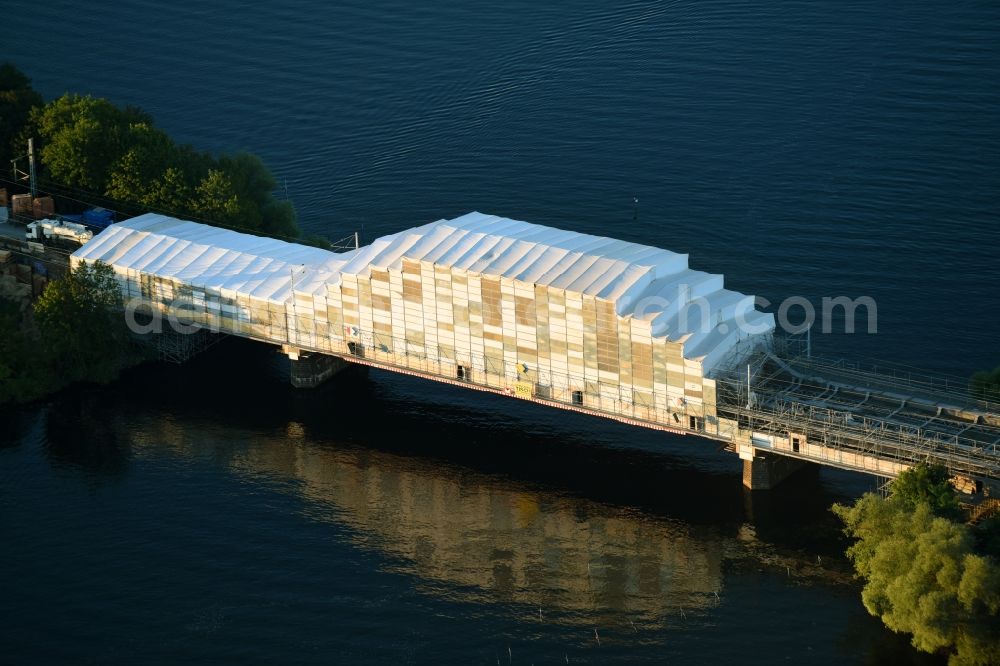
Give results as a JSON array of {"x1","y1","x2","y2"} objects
[
  {"x1": 746, "y1": 363, "x2": 752, "y2": 409},
  {"x1": 286, "y1": 264, "x2": 304, "y2": 346},
  {"x1": 11, "y1": 137, "x2": 38, "y2": 198},
  {"x1": 27, "y1": 138, "x2": 37, "y2": 198}
]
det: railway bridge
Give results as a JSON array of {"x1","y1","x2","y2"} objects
[{"x1": 71, "y1": 212, "x2": 1000, "y2": 490}]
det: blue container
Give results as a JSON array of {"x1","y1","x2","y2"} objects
[{"x1": 82, "y1": 208, "x2": 115, "y2": 228}]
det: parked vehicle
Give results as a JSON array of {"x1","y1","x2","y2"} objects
[{"x1": 25, "y1": 219, "x2": 93, "y2": 246}]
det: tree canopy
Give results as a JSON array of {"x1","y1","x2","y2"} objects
[
  {"x1": 0, "y1": 296, "x2": 45, "y2": 403},
  {"x1": 34, "y1": 260, "x2": 129, "y2": 384},
  {"x1": 0, "y1": 260, "x2": 142, "y2": 405},
  {"x1": 33, "y1": 94, "x2": 152, "y2": 192},
  {"x1": 888, "y1": 461, "x2": 961, "y2": 519},
  {"x1": 833, "y1": 464, "x2": 1000, "y2": 665},
  {"x1": 970, "y1": 366, "x2": 1000, "y2": 403},
  {"x1": 0, "y1": 63, "x2": 43, "y2": 182}
]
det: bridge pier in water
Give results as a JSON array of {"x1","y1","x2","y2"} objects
[
  {"x1": 285, "y1": 346, "x2": 349, "y2": 389},
  {"x1": 742, "y1": 451, "x2": 809, "y2": 491}
]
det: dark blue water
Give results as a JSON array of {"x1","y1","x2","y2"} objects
[{"x1": 3, "y1": 0, "x2": 998, "y2": 662}]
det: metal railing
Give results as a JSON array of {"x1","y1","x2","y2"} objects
[{"x1": 714, "y1": 356, "x2": 1000, "y2": 480}]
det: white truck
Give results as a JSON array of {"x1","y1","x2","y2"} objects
[{"x1": 25, "y1": 219, "x2": 93, "y2": 246}]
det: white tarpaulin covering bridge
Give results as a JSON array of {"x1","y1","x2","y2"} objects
[{"x1": 74, "y1": 211, "x2": 772, "y2": 375}]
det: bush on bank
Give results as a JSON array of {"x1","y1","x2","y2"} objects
[{"x1": 833, "y1": 463, "x2": 1000, "y2": 666}]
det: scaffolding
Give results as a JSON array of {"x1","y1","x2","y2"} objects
[
  {"x1": 137, "y1": 326, "x2": 224, "y2": 364},
  {"x1": 713, "y1": 348, "x2": 1000, "y2": 482}
]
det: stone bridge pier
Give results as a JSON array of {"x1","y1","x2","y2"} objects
[
  {"x1": 283, "y1": 345, "x2": 349, "y2": 388},
  {"x1": 741, "y1": 450, "x2": 810, "y2": 490}
]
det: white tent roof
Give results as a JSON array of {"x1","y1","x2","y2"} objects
[
  {"x1": 73, "y1": 211, "x2": 774, "y2": 370},
  {"x1": 347, "y1": 213, "x2": 774, "y2": 370},
  {"x1": 73, "y1": 213, "x2": 352, "y2": 303},
  {"x1": 352, "y1": 212, "x2": 690, "y2": 313}
]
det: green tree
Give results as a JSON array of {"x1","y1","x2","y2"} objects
[
  {"x1": 212, "y1": 153, "x2": 298, "y2": 236},
  {"x1": 975, "y1": 516, "x2": 1000, "y2": 558},
  {"x1": 300, "y1": 233, "x2": 334, "y2": 250},
  {"x1": 0, "y1": 296, "x2": 54, "y2": 404},
  {"x1": 31, "y1": 94, "x2": 150, "y2": 192},
  {"x1": 833, "y1": 465, "x2": 1000, "y2": 665},
  {"x1": 970, "y1": 366, "x2": 1000, "y2": 403},
  {"x1": 0, "y1": 299, "x2": 26, "y2": 399},
  {"x1": 34, "y1": 260, "x2": 127, "y2": 384},
  {"x1": 190, "y1": 168, "x2": 245, "y2": 227},
  {"x1": 104, "y1": 121, "x2": 183, "y2": 213},
  {"x1": 142, "y1": 166, "x2": 195, "y2": 216},
  {"x1": 889, "y1": 462, "x2": 961, "y2": 519},
  {"x1": 0, "y1": 63, "x2": 43, "y2": 181},
  {"x1": 261, "y1": 198, "x2": 298, "y2": 238}
]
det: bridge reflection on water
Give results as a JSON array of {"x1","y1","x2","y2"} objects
[
  {"x1": 3, "y1": 340, "x2": 925, "y2": 663},
  {"x1": 96, "y1": 359, "x2": 851, "y2": 629}
]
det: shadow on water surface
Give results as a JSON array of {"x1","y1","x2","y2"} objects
[
  {"x1": 42, "y1": 389, "x2": 132, "y2": 480},
  {"x1": 0, "y1": 405, "x2": 38, "y2": 450}
]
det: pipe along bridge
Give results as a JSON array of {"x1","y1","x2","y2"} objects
[{"x1": 72, "y1": 212, "x2": 1000, "y2": 491}]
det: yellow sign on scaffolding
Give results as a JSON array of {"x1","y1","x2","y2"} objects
[{"x1": 514, "y1": 381, "x2": 534, "y2": 399}]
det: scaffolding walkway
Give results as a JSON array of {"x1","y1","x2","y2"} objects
[{"x1": 714, "y1": 349, "x2": 1000, "y2": 483}]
